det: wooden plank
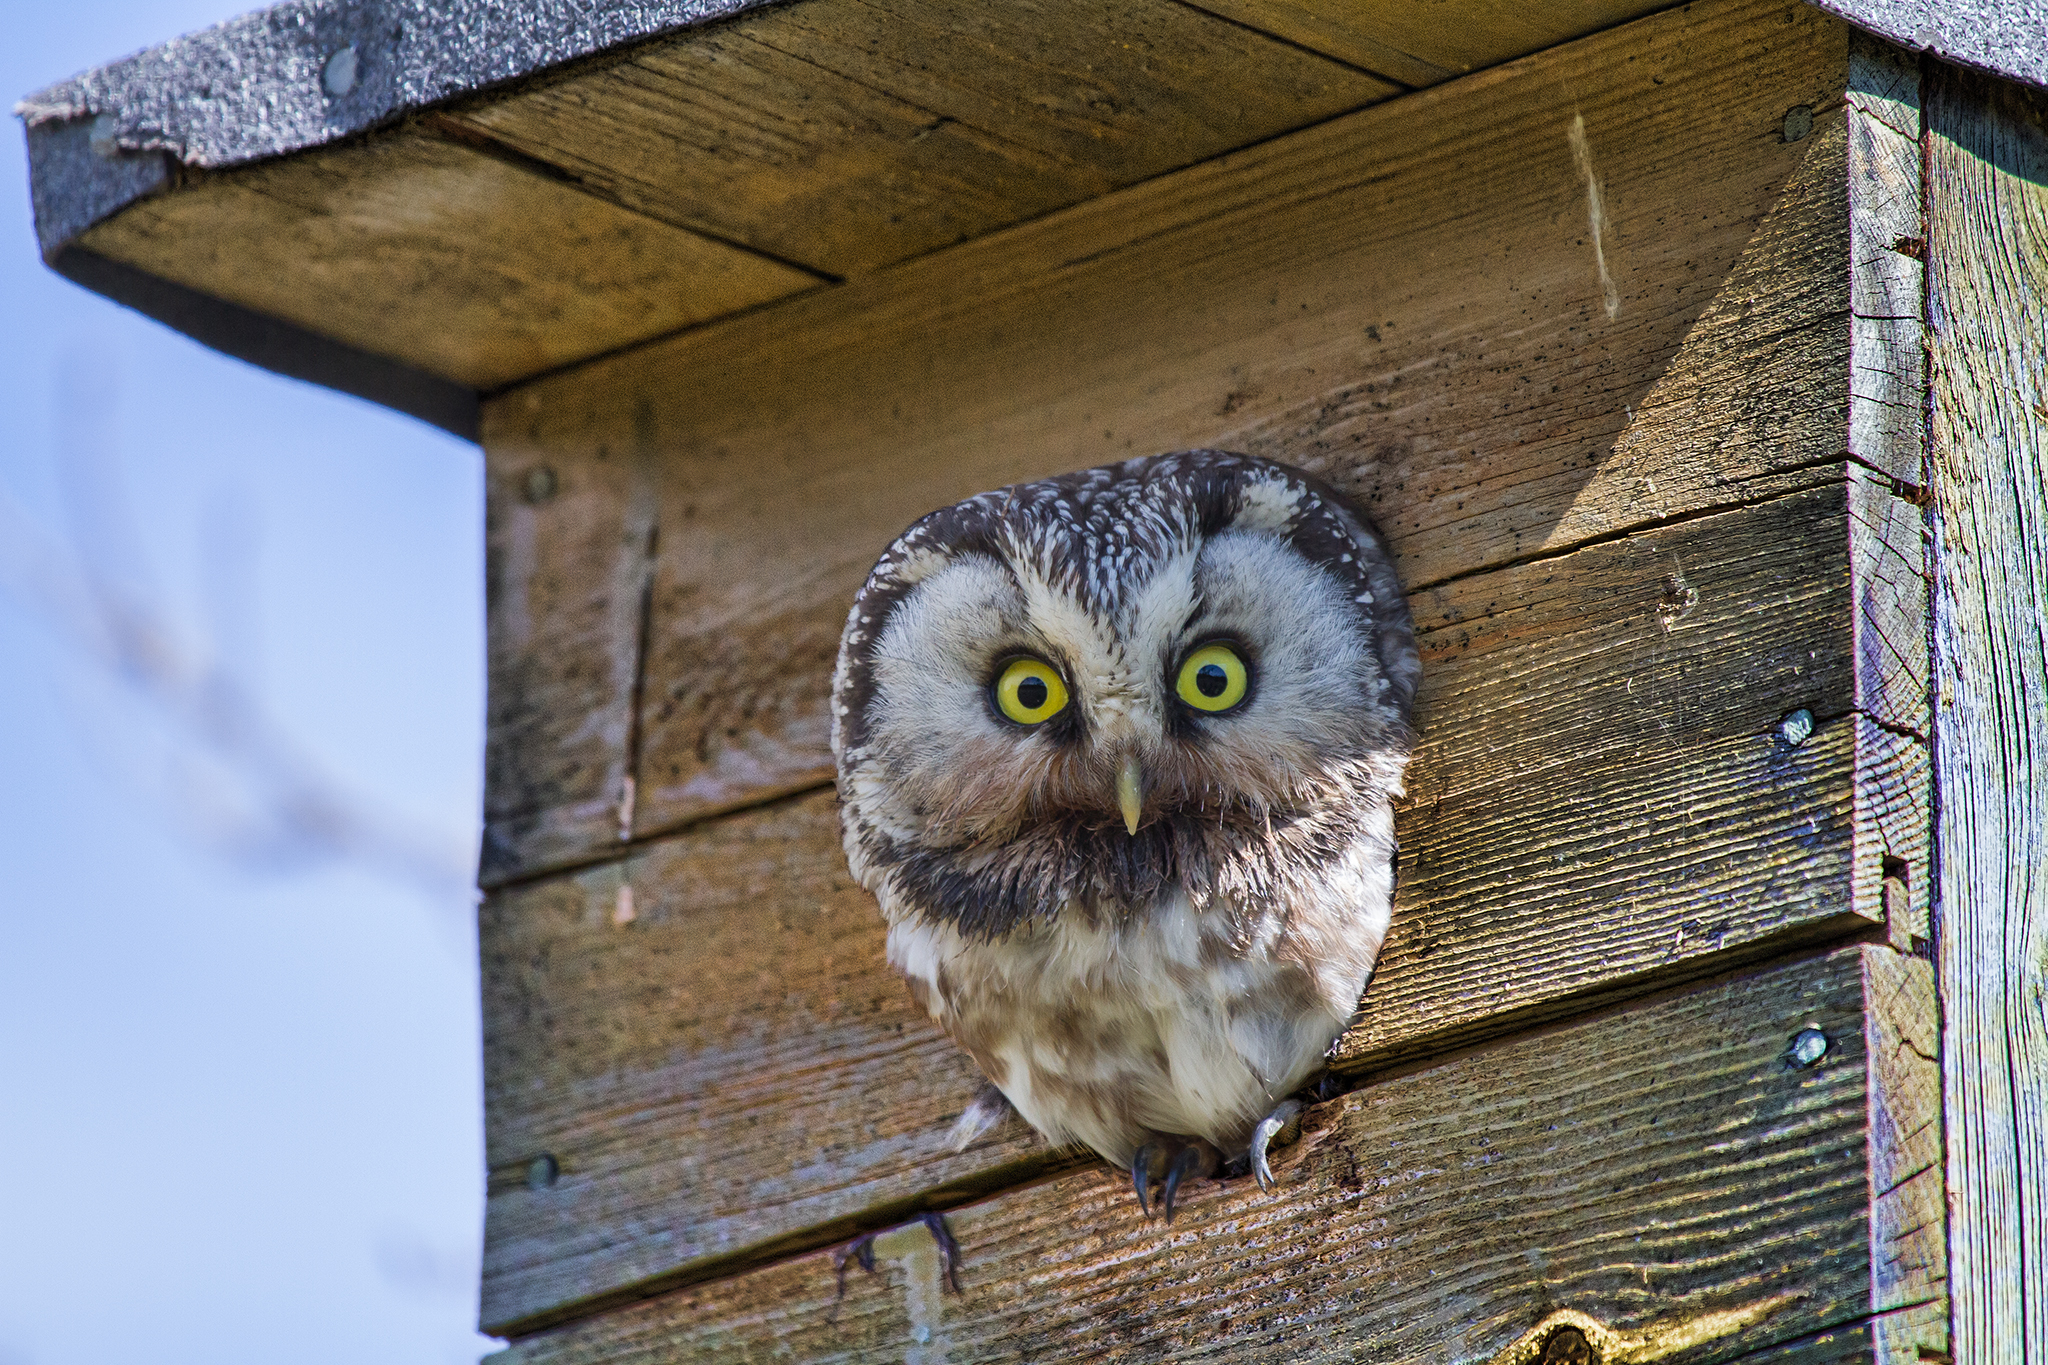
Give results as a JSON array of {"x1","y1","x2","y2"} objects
[
  {"x1": 1845, "y1": 36, "x2": 1932, "y2": 961},
  {"x1": 480, "y1": 788, "x2": 1059, "y2": 1337},
  {"x1": 1847, "y1": 35, "x2": 1927, "y2": 492},
  {"x1": 1926, "y1": 61, "x2": 2048, "y2": 1365},
  {"x1": 479, "y1": 481, "x2": 1886, "y2": 1333},
  {"x1": 76, "y1": 130, "x2": 818, "y2": 390},
  {"x1": 449, "y1": 0, "x2": 1397, "y2": 279},
  {"x1": 1340, "y1": 483, "x2": 1876, "y2": 1070},
  {"x1": 1186, "y1": 0, "x2": 1671, "y2": 87},
  {"x1": 479, "y1": 0, "x2": 1858, "y2": 877},
  {"x1": 1728, "y1": 1323, "x2": 1930, "y2": 1364},
  {"x1": 481, "y1": 442, "x2": 660, "y2": 883},
  {"x1": 1862, "y1": 948, "x2": 1947, "y2": 1365},
  {"x1": 490, "y1": 948, "x2": 1897, "y2": 1364},
  {"x1": 728, "y1": 0, "x2": 1385, "y2": 181}
]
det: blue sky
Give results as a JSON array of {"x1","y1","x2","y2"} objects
[{"x1": 1, "y1": 4, "x2": 494, "y2": 1362}]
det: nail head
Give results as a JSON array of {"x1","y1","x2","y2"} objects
[
  {"x1": 1779, "y1": 708, "x2": 1815, "y2": 747},
  {"x1": 527, "y1": 1153, "x2": 560, "y2": 1189},
  {"x1": 1787, "y1": 1026, "x2": 1829, "y2": 1069},
  {"x1": 321, "y1": 46, "x2": 359, "y2": 98}
]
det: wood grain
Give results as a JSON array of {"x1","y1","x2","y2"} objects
[
  {"x1": 1844, "y1": 38, "x2": 1932, "y2": 964},
  {"x1": 1847, "y1": 35, "x2": 1927, "y2": 492},
  {"x1": 480, "y1": 0, "x2": 1858, "y2": 877},
  {"x1": 1862, "y1": 948, "x2": 1947, "y2": 1365},
  {"x1": 1926, "y1": 61, "x2": 2048, "y2": 1365},
  {"x1": 77, "y1": 131, "x2": 816, "y2": 390},
  {"x1": 451, "y1": 0, "x2": 1396, "y2": 278},
  {"x1": 482, "y1": 442, "x2": 660, "y2": 884},
  {"x1": 1186, "y1": 0, "x2": 1671, "y2": 86},
  {"x1": 479, "y1": 482, "x2": 1888, "y2": 1333},
  {"x1": 480, "y1": 789, "x2": 1054, "y2": 1336},
  {"x1": 490, "y1": 948, "x2": 1896, "y2": 1364},
  {"x1": 1342, "y1": 484, "x2": 1882, "y2": 1070},
  {"x1": 1845, "y1": 33, "x2": 1928, "y2": 732},
  {"x1": 473, "y1": 1, "x2": 1926, "y2": 1343}
]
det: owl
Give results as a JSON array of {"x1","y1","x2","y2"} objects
[{"x1": 832, "y1": 450, "x2": 1418, "y2": 1221}]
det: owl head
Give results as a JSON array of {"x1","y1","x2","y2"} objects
[{"x1": 832, "y1": 451, "x2": 1419, "y2": 940}]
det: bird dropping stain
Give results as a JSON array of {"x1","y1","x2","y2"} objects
[
  {"x1": 889, "y1": 1223, "x2": 952, "y2": 1365},
  {"x1": 1567, "y1": 112, "x2": 1621, "y2": 321}
]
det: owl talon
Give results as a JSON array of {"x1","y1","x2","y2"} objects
[
  {"x1": 1129, "y1": 1135, "x2": 1220, "y2": 1220},
  {"x1": 832, "y1": 1233, "x2": 879, "y2": 1299},
  {"x1": 1160, "y1": 1141, "x2": 1219, "y2": 1223},
  {"x1": 1251, "y1": 1099, "x2": 1304, "y2": 1193},
  {"x1": 1130, "y1": 1142, "x2": 1158, "y2": 1217},
  {"x1": 919, "y1": 1211, "x2": 965, "y2": 1294},
  {"x1": 832, "y1": 1211, "x2": 964, "y2": 1297}
]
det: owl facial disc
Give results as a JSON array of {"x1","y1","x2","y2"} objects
[{"x1": 831, "y1": 449, "x2": 1420, "y2": 940}]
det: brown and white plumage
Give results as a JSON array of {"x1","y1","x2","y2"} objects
[{"x1": 831, "y1": 451, "x2": 1417, "y2": 1214}]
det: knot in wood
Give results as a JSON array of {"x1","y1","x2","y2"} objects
[{"x1": 1538, "y1": 1326, "x2": 1595, "y2": 1365}]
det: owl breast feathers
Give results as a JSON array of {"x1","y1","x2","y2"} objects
[{"x1": 831, "y1": 451, "x2": 1418, "y2": 1211}]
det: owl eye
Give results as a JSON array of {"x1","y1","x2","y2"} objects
[
  {"x1": 993, "y1": 657, "x2": 1070, "y2": 726},
  {"x1": 1176, "y1": 643, "x2": 1250, "y2": 714}
]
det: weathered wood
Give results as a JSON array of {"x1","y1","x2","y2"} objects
[
  {"x1": 479, "y1": 481, "x2": 1887, "y2": 1334},
  {"x1": 1844, "y1": 38, "x2": 1932, "y2": 962},
  {"x1": 1926, "y1": 61, "x2": 2048, "y2": 1365},
  {"x1": 1862, "y1": 948, "x2": 1947, "y2": 1365},
  {"x1": 483, "y1": 444, "x2": 660, "y2": 883},
  {"x1": 481, "y1": 0, "x2": 1858, "y2": 879},
  {"x1": 449, "y1": 0, "x2": 1396, "y2": 278},
  {"x1": 1186, "y1": 0, "x2": 1670, "y2": 87},
  {"x1": 1678, "y1": 1321, "x2": 1902, "y2": 1364},
  {"x1": 1847, "y1": 35, "x2": 1927, "y2": 492},
  {"x1": 1854, "y1": 708, "x2": 1931, "y2": 961},
  {"x1": 490, "y1": 948, "x2": 1898, "y2": 1364},
  {"x1": 1846, "y1": 462, "x2": 1929, "y2": 751},
  {"x1": 1341, "y1": 483, "x2": 1876, "y2": 1070},
  {"x1": 1845, "y1": 33, "x2": 1929, "y2": 735},
  {"x1": 76, "y1": 132, "x2": 816, "y2": 390},
  {"x1": 481, "y1": 789, "x2": 1054, "y2": 1336}
]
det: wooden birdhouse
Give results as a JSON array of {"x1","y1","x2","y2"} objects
[{"x1": 24, "y1": 0, "x2": 2046, "y2": 1359}]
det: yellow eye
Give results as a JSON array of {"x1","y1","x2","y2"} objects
[
  {"x1": 1176, "y1": 643, "x2": 1250, "y2": 713},
  {"x1": 994, "y1": 657, "x2": 1070, "y2": 725}
]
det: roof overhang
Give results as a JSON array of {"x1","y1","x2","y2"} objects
[{"x1": 17, "y1": 0, "x2": 2045, "y2": 440}]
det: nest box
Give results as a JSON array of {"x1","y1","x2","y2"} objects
[{"x1": 22, "y1": 0, "x2": 2047, "y2": 1359}]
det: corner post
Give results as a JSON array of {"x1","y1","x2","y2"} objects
[{"x1": 1925, "y1": 55, "x2": 2048, "y2": 1365}]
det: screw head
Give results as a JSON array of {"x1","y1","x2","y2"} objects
[
  {"x1": 1787, "y1": 1026, "x2": 1829, "y2": 1069},
  {"x1": 522, "y1": 465, "x2": 559, "y2": 504},
  {"x1": 321, "y1": 46, "x2": 359, "y2": 98},
  {"x1": 527, "y1": 1153, "x2": 561, "y2": 1190},
  {"x1": 1779, "y1": 708, "x2": 1815, "y2": 747}
]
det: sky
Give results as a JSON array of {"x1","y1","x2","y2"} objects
[{"x1": 0, "y1": 4, "x2": 496, "y2": 1363}]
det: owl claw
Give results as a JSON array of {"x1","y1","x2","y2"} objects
[
  {"x1": 1250, "y1": 1099, "x2": 1304, "y2": 1193},
  {"x1": 920, "y1": 1211, "x2": 965, "y2": 1294},
  {"x1": 832, "y1": 1233, "x2": 879, "y2": 1298},
  {"x1": 1129, "y1": 1135, "x2": 1220, "y2": 1221},
  {"x1": 1130, "y1": 1143, "x2": 1157, "y2": 1217},
  {"x1": 832, "y1": 1211, "x2": 964, "y2": 1298},
  {"x1": 1161, "y1": 1143, "x2": 1216, "y2": 1223}
]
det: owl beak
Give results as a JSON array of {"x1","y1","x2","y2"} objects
[{"x1": 1116, "y1": 755, "x2": 1144, "y2": 836}]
